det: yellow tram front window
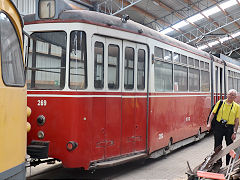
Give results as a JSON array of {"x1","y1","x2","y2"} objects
[{"x1": 0, "y1": 12, "x2": 25, "y2": 86}]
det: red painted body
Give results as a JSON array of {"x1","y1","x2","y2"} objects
[
  {"x1": 148, "y1": 93, "x2": 210, "y2": 153},
  {"x1": 27, "y1": 91, "x2": 210, "y2": 169}
]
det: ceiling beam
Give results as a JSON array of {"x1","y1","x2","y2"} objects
[{"x1": 153, "y1": 0, "x2": 205, "y2": 34}]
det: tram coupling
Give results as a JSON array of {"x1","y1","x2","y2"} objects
[
  {"x1": 27, "y1": 158, "x2": 58, "y2": 167},
  {"x1": 27, "y1": 140, "x2": 49, "y2": 159}
]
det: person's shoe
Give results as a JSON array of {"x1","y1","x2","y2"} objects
[{"x1": 211, "y1": 161, "x2": 222, "y2": 173}]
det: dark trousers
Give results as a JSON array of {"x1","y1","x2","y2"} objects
[{"x1": 213, "y1": 121, "x2": 234, "y2": 165}]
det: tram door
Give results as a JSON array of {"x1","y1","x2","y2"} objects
[
  {"x1": 215, "y1": 65, "x2": 224, "y2": 103},
  {"x1": 121, "y1": 41, "x2": 148, "y2": 155},
  {"x1": 91, "y1": 35, "x2": 122, "y2": 160}
]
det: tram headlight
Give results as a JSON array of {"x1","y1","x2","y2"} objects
[
  {"x1": 27, "y1": 122, "x2": 31, "y2": 132},
  {"x1": 37, "y1": 115, "x2": 46, "y2": 126},
  {"x1": 27, "y1": 106, "x2": 31, "y2": 117},
  {"x1": 37, "y1": 131, "x2": 45, "y2": 139}
]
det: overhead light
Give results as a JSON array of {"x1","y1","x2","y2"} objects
[
  {"x1": 202, "y1": 6, "x2": 220, "y2": 17},
  {"x1": 232, "y1": 31, "x2": 240, "y2": 38},
  {"x1": 220, "y1": 36, "x2": 231, "y2": 43},
  {"x1": 198, "y1": 45, "x2": 208, "y2": 50},
  {"x1": 161, "y1": 27, "x2": 173, "y2": 34},
  {"x1": 187, "y1": 14, "x2": 204, "y2": 23},
  {"x1": 172, "y1": 21, "x2": 189, "y2": 29},
  {"x1": 209, "y1": 41, "x2": 220, "y2": 47},
  {"x1": 220, "y1": 0, "x2": 237, "y2": 10}
]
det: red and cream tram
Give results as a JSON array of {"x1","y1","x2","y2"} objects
[{"x1": 25, "y1": 0, "x2": 240, "y2": 170}]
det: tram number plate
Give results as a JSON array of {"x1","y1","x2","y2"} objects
[{"x1": 37, "y1": 100, "x2": 47, "y2": 106}]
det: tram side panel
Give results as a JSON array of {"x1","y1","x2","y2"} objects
[
  {"x1": 147, "y1": 41, "x2": 211, "y2": 154},
  {"x1": 148, "y1": 94, "x2": 210, "y2": 153}
]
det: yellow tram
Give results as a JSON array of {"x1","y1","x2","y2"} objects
[{"x1": 0, "y1": 0, "x2": 27, "y2": 179}]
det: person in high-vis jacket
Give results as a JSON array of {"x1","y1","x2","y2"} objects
[{"x1": 207, "y1": 89, "x2": 240, "y2": 165}]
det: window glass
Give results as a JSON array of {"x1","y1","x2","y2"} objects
[
  {"x1": 233, "y1": 78, "x2": 238, "y2": 90},
  {"x1": 154, "y1": 61, "x2": 173, "y2": 92},
  {"x1": 69, "y1": 31, "x2": 87, "y2": 90},
  {"x1": 154, "y1": 46, "x2": 163, "y2": 59},
  {"x1": 189, "y1": 68, "x2": 200, "y2": 91},
  {"x1": 189, "y1": 57, "x2": 194, "y2": 66},
  {"x1": 174, "y1": 65, "x2": 188, "y2": 91},
  {"x1": 137, "y1": 49, "x2": 145, "y2": 90},
  {"x1": 164, "y1": 49, "x2": 172, "y2": 61},
  {"x1": 1, "y1": 12, "x2": 24, "y2": 86},
  {"x1": 173, "y1": 53, "x2": 180, "y2": 63},
  {"x1": 124, "y1": 47, "x2": 134, "y2": 89},
  {"x1": 234, "y1": 72, "x2": 238, "y2": 78},
  {"x1": 228, "y1": 77, "x2": 233, "y2": 90},
  {"x1": 200, "y1": 61, "x2": 204, "y2": 69},
  {"x1": 94, "y1": 42, "x2": 104, "y2": 89},
  {"x1": 238, "y1": 79, "x2": 240, "y2": 92},
  {"x1": 205, "y1": 62, "x2": 209, "y2": 70},
  {"x1": 194, "y1": 59, "x2": 199, "y2": 67},
  {"x1": 201, "y1": 71, "x2": 210, "y2": 91},
  {"x1": 181, "y1": 55, "x2": 187, "y2": 64},
  {"x1": 108, "y1": 45, "x2": 119, "y2": 89},
  {"x1": 27, "y1": 31, "x2": 66, "y2": 90}
]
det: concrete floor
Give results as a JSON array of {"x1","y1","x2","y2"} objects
[{"x1": 26, "y1": 131, "x2": 239, "y2": 180}]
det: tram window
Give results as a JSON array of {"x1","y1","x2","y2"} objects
[
  {"x1": 201, "y1": 71, "x2": 210, "y2": 91},
  {"x1": 174, "y1": 65, "x2": 188, "y2": 91},
  {"x1": 69, "y1": 31, "x2": 87, "y2": 90},
  {"x1": 233, "y1": 78, "x2": 238, "y2": 90},
  {"x1": 108, "y1": 44, "x2": 119, "y2": 89},
  {"x1": 237, "y1": 73, "x2": 240, "y2": 78},
  {"x1": 188, "y1": 57, "x2": 194, "y2": 66},
  {"x1": 137, "y1": 49, "x2": 145, "y2": 90},
  {"x1": 200, "y1": 61, "x2": 204, "y2": 69},
  {"x1": 228, "y1": 77, "x2": 233, "y2": 90},
  {"x1": 238, "y1": 79, "x2": 240, "y2": 92},
  {"x1": 205, "y1": 62, "x2": 209, "y2": 70},
  {"x1": 0, "y1": 12, "x2": 25, "y2": 86},
  {"x1": 189, "y1": 68, "x2": 200, "y2": 91},
  {"x1": 124, "y1": 47, "x2": 134, "y2": 90},
  {"x1": 181, "y1": 55, "x2": 187, "y2": 64},
  {"x1": 173, "y1": 53, "x2": 180, "y2": 63},
  {"x1": 27, "y1": 31, "x2": 66, "y2": 90},
  {"x1": 154, "y1": 46, "x2": 163, "y2": 59},
  {"x1": 94, "y1": 42, "x2": 104, "y2": 89},
  {"x1": 194, "y1": 59, "x2": 199, "y2": 68},
  {"x1": 154, "y1": 61, "x2": 173, "y2": 92},
  {"x1": 164, "y1": 49, "x2": 172, "y2": 61}
]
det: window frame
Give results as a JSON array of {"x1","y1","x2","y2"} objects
[
  {"x1": 69, "y1": 30, "x2": 87, "y2": 90},
  {"x1": 94, "y1": 41, "x2": 104, "y2": 89},
  {"x1": 1, "y1": 11, "x2": 25, "y2": 87}
]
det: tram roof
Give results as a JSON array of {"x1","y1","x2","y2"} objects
[{"x1": 24, "y1": 10, "x2": 220, "y2": 62}]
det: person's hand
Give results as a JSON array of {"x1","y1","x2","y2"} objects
[
  {"x1": 232, "y1": 133, "x2": 236, "y2": 141},
  {"x1": 207, "y1": 123, "x2": 211, "y2": 131}
]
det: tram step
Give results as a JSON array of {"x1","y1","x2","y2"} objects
[
  {"x1": 27, "y1": 140, "x2": 49, "y2": 159},
  {"x1": 89, "y1": 152, "x2": 147, "y2": 170}
]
